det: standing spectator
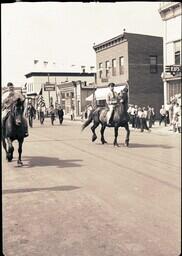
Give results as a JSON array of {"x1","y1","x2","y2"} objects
[
  {"x1": 142, "y1": 107, "x2": 150, "y2": 131},
  {"x1": 151, "y1": 107, "x2": 156, "y2": 125},
  {"x1": 49, "y1": 104, "x2": 55, "y2": 125},
  {"x1": 130, "y1": 105, "x2": 136, "y2": 128},
  {"x1": 134, "y1": 105, "x2": 140, "y2": 129},
  {"x1": 57, "y1": 105, "x2": 64, "y2": 125},
  {"x1": 26, "y1": 102, "x2": 36, "y2": 128},
  {"x1": 137, "y1": 107, "x2": 144, "y2": 132},
  {"x1": 176, "y1": 105, "x2": 181, "y2": 133},
  {"x1": 39, "y1": 105, "x2": 45, "y2": 125},
  {"x1": 172, "y1": 103, "x2": 180, "y2": 132},
  {"x1": 147, "y1": 105, "x2": 153, "y2": 128},
  {"x1": 159, "y1": 105, "x2": 167, "y2": 126},
  {"x1": 127, "y1": 104, "x2": 132, "y2": 124},
  {"x1": 168, "y1": 101, "x2": 174, "y2": 126}
]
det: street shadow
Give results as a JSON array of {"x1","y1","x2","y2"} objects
[
  {"x1": 2, "y1": 185, "x2": 81, "y2": 195},
  {"x1": 127, "y1": 143, "x2": 173, "y2": 149},
  {"x1": 15, "y1": 156, "x2": 83, "y2": 168},
  {"x1": 95, "y1": 142, "x2": 173, "y2": 149}
]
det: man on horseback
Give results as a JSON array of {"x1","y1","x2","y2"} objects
[
  {"x1": 106, "y1": 82, "x2": 118, "y2": 126},
  {"x1": 2, "y1": 82, "x2": 29, "y2": 137}
]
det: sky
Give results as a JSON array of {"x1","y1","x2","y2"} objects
[{"x1": 1, "y1": 1, "x2": 164, "y2": 87}]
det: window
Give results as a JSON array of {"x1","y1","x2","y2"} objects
[
  {"x1": 150, "y1": 56, "x2": 158, "y2": 73},
  {"x1": 119, "y1": 56, "x2": 124, "y2": 74},
  {"x1": 105, "y1": 60, "x2": 110, "y2": 78},
  {"x1": 112, "y1": 59, "x2": 116, "y2": 76},
  {"x1": 61, "y1": 92, "x2": 65, "y2": 99},
  {"x1": 71, "y1": 92, "x2": 74, "y2": 98},
  {"x1": 99, "y1": 63, "x2": 103, "y2": 78},
  {"x1": 174, "y1": 40, "x2": 181, "y2": 65}
]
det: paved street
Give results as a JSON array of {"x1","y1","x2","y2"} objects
[{"x1": 2, "y1": 118, "x2": 181, "y2": 256}]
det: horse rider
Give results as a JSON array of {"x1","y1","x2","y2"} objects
[
  {"x1": 106, "y1": 82, "x2": 118, "y2": 125},
  {"x1": 2, "y1": 82, "x2": 29, "y2": 137}
]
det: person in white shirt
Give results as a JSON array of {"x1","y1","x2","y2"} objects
[
  {"x1": 106, "y1": 83, "x2": 118, "y2": 125},
  {"x1": 159, "y1": 105, "x2": 167, "y2": 126}
]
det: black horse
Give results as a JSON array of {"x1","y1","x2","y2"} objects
[
  {"x1": 82, "y1": 90, "x2": 130, "y2": 147},
  {"x1": 2, "y1": 98, "x2": 26, "y2": 166}
]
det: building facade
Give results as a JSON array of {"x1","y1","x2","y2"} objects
[
  {"x1": 93, "y1": 32, "x2": 164, "y2": 116},
  {"x1": 159, "y1": 2, "x2": 181, "y2": 106},
  {"x1": 57, "y1": 81, "x2": 95, "y2": 116},
  {"x1": 24, "y1": 72, "x2": 95, "y2": 110}
]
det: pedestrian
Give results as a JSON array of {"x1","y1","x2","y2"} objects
[
  {"x1": 147, "y1": 105, "x2": 153, "y2": 128},
  {"x1": 26, "y1": 101, "x2": 36, "y2": 128},
  {"x1": 57, "y1": 105, "x2": 64, "y2": 125},
  {"x1": 49, "y1": 104, "x2": 55, "y2": 125},
  {"x1": 142, "y1": 107, "x2": 150, "y2": 131},
  {"x1": 70, "y1": 108, "x2": 75, "y2": 121},
  {"x1": 151, "y1": 107, "x2": 156, "y2": 125},
  {"x1": 137, "y1": 107, "x2": 144, "y2": 132},
  {"x1": 130, "y1": 104, "x2": 136, "y2": 128},
  {"x1": 159, "y1": 105, "x2": 167, "y2": 126},
  {"x1": 39, "y1": 105, "x2": 45, "y2": 125}
]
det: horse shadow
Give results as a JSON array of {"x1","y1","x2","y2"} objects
[
  {"x1": 2, "y1": 185, "x2": 81, "y2": 195},
  {"x1": 15, "y1": 156, "x2": 83, "y2": 168},
  {"x1": 95, "y1": 142, "x2": 173, "y2": 149}
]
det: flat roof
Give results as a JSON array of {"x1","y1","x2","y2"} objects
[{"x1": 25, "y1": 72, "x2": 95, "y2": 78}]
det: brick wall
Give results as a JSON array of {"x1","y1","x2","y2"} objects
[{"x1": 126, "y1": 34, "x2": 164, "y2": 118}]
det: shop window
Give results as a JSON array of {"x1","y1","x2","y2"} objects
[
  {"x1": 105, "y1": 60, "x2": 110, "y2": 78},
  {"x1": 119, "y1": 56, "x2": 124, "y2": 75},
  {"x1": 99, "y1": 62, "x2": 103, "y2": 78},
  {"x1": 150, "y1": 56, "x2": 158, "y2": 73},
  {"x1": 174, "y1": 40, "x2": 181, "y2": 65},
  {"x1": 112, "y1": 59, "x2": 116, "y2": 76}
]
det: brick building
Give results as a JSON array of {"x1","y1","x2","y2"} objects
[{"x1": 93, "y1": 32, "x2": 164, "y2": 117}]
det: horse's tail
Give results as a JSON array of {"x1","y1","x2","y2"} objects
[{"x1": 82, "y1": 110, "x2": 94, "y2": 131}]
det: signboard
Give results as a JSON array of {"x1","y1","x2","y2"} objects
[
  {"x1": 165, "y1": 65, "x2": 181, "y2": 76},
  {"x1": 44, "y1": 84, "x2": 55, "y2": 91}
]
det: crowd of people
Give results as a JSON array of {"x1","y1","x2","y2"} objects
[{"x1": 127, "y1": 105, "x2": 154, "y2": 132}]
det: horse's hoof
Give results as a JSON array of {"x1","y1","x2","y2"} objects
[
  {"x1": 124, "y1": 142, "x2": 129, "y2": 147},
  {"x1": 114, "y1": 143, "x2": 120, "y2": 147},
  {"x1": 92, "y1": 136, "x2": 97, "y2": 142},
  {"x1": 17, "y1": 161, "x2": 23, "y2": 166}
]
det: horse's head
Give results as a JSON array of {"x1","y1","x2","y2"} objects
[
  {"x1": 11, "y1": 99, "x2": 25, "y2": 126},
  {"x1": 119, "y1": 88, "x2": 128, "y2": 104}
]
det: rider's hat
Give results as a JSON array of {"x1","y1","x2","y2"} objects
[
  {"x1": 7, "y1": 82, "x2": 14, "y2": 87},
  {"x1": 108, "y1": 82, "x2": 115, "y2": 88}
]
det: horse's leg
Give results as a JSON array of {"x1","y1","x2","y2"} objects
[
  {"x1": 6, "y1": 138, "x2": 14, "y2": 161},
  {"x1": 113, "y1": 126, "x2": 120, "y2": 147},
  {"x1": 124, "y1": 122, "x2": 130, "y2": 147},
  {"x1": 91, "y1": 121, "x2": 99, "y2": 142},
  {"x1": 17, "y1": 138, "x2": 24, "y2": 166},
  {"x1": 2, "y1": 138, "x2": 8, "y2": 154},
  {"x1": 100, "y1": 124, "x2": 107, "y2": 144}
]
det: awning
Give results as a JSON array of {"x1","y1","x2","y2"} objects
[{"x1": 86, "y1": 85, "x2": 126, "y2": 101}]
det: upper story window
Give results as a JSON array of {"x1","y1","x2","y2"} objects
[
  {"x1": 174, "y1": 40, "x2": 181, "y2": 65},
  {"x1": 150, "y1": 56, "x2": 158, "y2": 73},
  {"x1": 105, "y1": 60, "x2": 110, "y2": 78},
  {"x1": 119, "y1": 56, "x2": 124, "y2": 75},
  {"x1": 99, "y1": 62, "x2": 103, "y2": 78},
  {"x1": 112, "y1": 59, "x2": 116, "y2": 76}
]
